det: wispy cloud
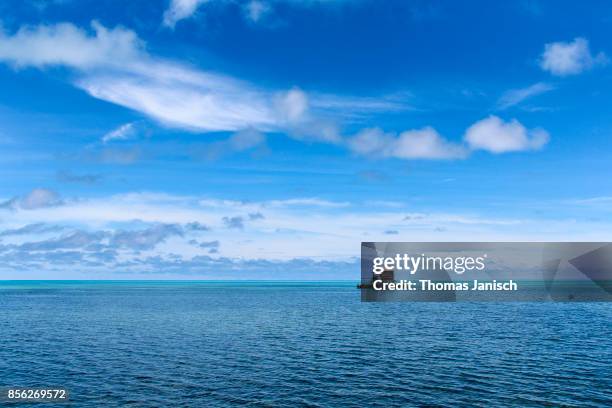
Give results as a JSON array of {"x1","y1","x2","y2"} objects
[
  {"x1": 162, "y1": 0, "x2": 351, "y2": 28},
  {"x1": 2, "y1": 190, "x2": 611, "y2": 276},
  {"x1": 79, "y1": 64, "x2": 278, "y2": 133},
  {"x1": 102, "y1": 122, "x2": 138, "y2": 143},
  {"x1": 0, "y1": 223, "x2": 64, "y2": 237},
  {"x1": 311, "y1": 91, "x2": 415, "y2": 117},
  {"x1": 18, "y1": 230, "x2": 108, "y2": 251},
  {"x1": 193, "y1": 128, "x2": 267, "y2": 160},
  {"x1": 0, "y1": 21, "x2": 408, "y2": 140},
  {"x1": 265, "y1": 198, "x2": 350, "y2": 208},
  {"x1": 163, "y1": 0, "x2": 208, "y2": 28},
  {"x1": 0, "y1": 22, "x2": 294, "y2": 132},
  {"x1": 0, "y1": 188, "x2": 63, "y2": 210},
  {"x1": 0, "y1": 21, "x2": 551, "y2": 161},
  {"x1": 57, "y1": 170, "x2": 102, "y2": 185},
  {"x1": 98, "y1": 147, "x2": 142, "y2": 164},
  {"x1": 244, "y1": 0, "x2": 273, "y2": 23},
  {"x1": 497, "y1": 82, "x2": 554, "y2": 110},
  {"x1": 569, "y1": 196, "x2": 612, "y2": 206}
]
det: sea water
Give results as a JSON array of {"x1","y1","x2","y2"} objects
[{"x1": 0, "y1": 281, "x2": 610, "y2": 407}]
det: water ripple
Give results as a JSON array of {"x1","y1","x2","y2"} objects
[{"x1": 0, "y1": 283, "x2": 611, "y2": 407}]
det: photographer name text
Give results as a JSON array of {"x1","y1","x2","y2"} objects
[{"x1": 373, "y1": 279, "x2": 518, "y2": 291}]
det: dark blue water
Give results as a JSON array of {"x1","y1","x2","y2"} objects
[{"x1": 1, "y1": 281, "x2": 611, "y2": 407}]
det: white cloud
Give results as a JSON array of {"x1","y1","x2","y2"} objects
[
  {"x1": 79, "y1": 68, "x2": 278, "y2": 132},
  {"x1": 244, "y1": 0, "x2": 272, "y2": 22},
  {"x1": 274, "y1": 87, "x2": 309, "y2": 123},
  {"x1": 0, "y1": 191, "x2": 535, "y2": 266},
  {"x1": 0, "y1": 21, "x2": 280, "y2": 132},
  {"x1": 0, "y1": 223, "x2": 64, "y2": 237},
  {"x1": 394, "y1": 128, "x2": 468, "y2": 159},
  {"x1": 497, "y1": 82, "x2": 554, "y2": 110},
  {"x1": 162, "y1": 0, "x2": 347, "y2": 27},
  {"x1": 540, "y1": 37, "x2": 608, "y2": 76},
  {"x1": 0, "y1": 21, "x2": 396, "y2": 140},
  {"x1": 0, "y1": 21, "x2": 550, "y2": 161},
  {"x1": 111, "y1": 224, "x2": 184, "y2": 249},
  {"x1": 202, "y1": 128, "x2": 266, "y2": 159},
  {"x1": 102, "y1": 122, "x2": 137, "y2": 143},
  {"x1": 0, "y1": 21, "x2": 143, "y2": 69},
  {"x1": 348, "y1": 127, "x2": 467, "y2": 160},
  {"x1": 347, "y1": 128, "x2": 395, "y2": 156},
  {"x1": 464, "y1": 115, "x2": 549, "y2": 153},
  {"x1": 346, "y1": 117, "x2": 550, "y2": 159},
  {"x1": 227, "y1": 128, "x2": 266, "y2": 151},
  {"x1": 272, "y1": 87, "x2": 343, "y2": 143},
  {"x1": 265, "y1": 198, "x2": 350, "y2": 208},
  {"x1": 311, "y1": 92, "x2": 414, "y2": 117},
  {"x1": 163, "y1": 0, "x2": 208, "y2": 28},
  {"x1": 98, "y1": 147, "x2": 142, "y2": 164},
  {"x1": 0, "y1": 188, "x2": 63, "y2": 210},
  {"x1": 57, "y1": 171, "x2": 102, "y2": 184},
  {"x1": 570, "y1": 196, "x2": 612, "y2": 206},
  {"x1": 4, "y1": 190, "x2": 612, "y2": 278}
]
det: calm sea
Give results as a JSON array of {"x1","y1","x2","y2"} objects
[{"x1": 0, "y1": 281, "x2": 611, "y2": 407}]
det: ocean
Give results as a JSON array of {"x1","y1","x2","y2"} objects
[{"x1": 1, "y1": 281, "x2": 611, "y2": 407}]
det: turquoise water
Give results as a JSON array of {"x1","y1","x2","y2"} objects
[{"x1": 1, "y1": 281, "x2": 611, "y2": 407}]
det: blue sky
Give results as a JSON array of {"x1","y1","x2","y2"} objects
[{"x1": 1, "y1": 0, "x2": 612, "y2": 279}]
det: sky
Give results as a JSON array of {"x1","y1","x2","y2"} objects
[{"x1": 1, "y1": 0, "x2": 612, "y2": 279}]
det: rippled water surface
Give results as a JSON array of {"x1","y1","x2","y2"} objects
[{"x1": 1, "y1": 281, "x2": 611, "y2": 407}]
